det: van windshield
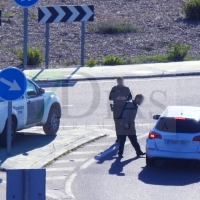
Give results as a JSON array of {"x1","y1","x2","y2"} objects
[{"x1": 155, "y1": 117, "x2": 200, "y2": 133}]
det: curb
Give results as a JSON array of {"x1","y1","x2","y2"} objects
[
  {"x1": 31, "y1": 133, "x2": 107, "y2": 169},
  {"x1": 33, "y1": 71, "x2": 200, "y2": 84}
]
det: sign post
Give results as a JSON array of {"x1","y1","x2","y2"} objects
[
  {"x1": 0, "y1": 67, "x2": 27, "y2": 155},
  {"x1": 45, "y1": 23, "x2": 50, "y2": 69},
  {"x1": 13, "y1": 0, "x2": 39, "y2": 70},
  {"x1": 81, "y1": 22, "x2": 86, "y2": 66},
  {"x1": 0, "y1": 10, "x2": 2, "y2": 27},
  {"x1": 38, "y1": 5, "x2": 94, "y2": 67},
  {"x1": 23, "y1": 8, "x2": 28, "y2": 70}
]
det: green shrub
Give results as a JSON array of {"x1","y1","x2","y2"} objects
[
  {"x1": 184, "y1": 0, "x2": 200, "y2": 20},
  {"x1": 86, "y1": 58, "x2": 98, "y2": 67},
  {"x1": 167, "y1": 43, "x2": 190, "y2": 61},
  {"x1": 132, "y1": 55, "x2": 169, "y2": 64},
  {"x1": 91, "y1": 20, "x2": 138, "y2": 34},
  {"x1": 17, "y1": 47, "x2": 43, "y2": 66},
  {"x1": 103, "y1": 55, "x2": 124, "y2": 65}
]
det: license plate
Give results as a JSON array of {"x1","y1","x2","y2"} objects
[{"x1": 167, "y1": 140, "x2": 187, "y2": 145}]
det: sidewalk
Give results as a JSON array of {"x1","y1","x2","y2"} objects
[
  {"x1": 0, "y1": 127, "x2": 112, "y2": 169},
  {"x1": 24, "y1": 61, "x2": 200, "y2": 82}
]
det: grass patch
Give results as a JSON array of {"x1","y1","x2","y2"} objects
[
  {"x1": 103, "y1": 55, "x2": 124, "y2": 65},
  {"x1": 93, "y1": 47, "x2": 194, "y2": 66},
  {"x1": 131, "y1": 55, "x2": 169, "y2": 64},
  {"x1": 17, "y1": 47, "x2": 43, "y2": 67},
  {"x1": 60, "y1": 61, "x2": 78, "y2": 66},
  {"x1": 168, "y1": 43, "x2": 190, "y2": 61},
  {"x1": 30, "y1": 14, "x2": 38, "y2": 20},
  {"x1": 90, "y1": 19, "x2": 138, "y2": 34},
  {"x1": 2, "y1": 12, "x2": 15, "y2": 18},
  {"x1": 86, "y1": 58, "x2": 98, "y2": 67}
]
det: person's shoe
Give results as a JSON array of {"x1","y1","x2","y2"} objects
[
  {"x1": 137, "y1": 151, "x2": 146, "y2": 157},
  {"x1": 115, "y1": 138, "x2": 120, "y2": 143}
]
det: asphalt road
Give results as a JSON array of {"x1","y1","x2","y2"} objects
[
  {"x1": 72, "y1": 136, "x2": 200, "y2": 200},
  {"x1": 0, "y1": 76, "x2": 200, "y2": 199},
  {"x1": 46, "y1": 76, "x2": 200, "y2": 130},
  {"x1": 44, "y1": 76, "x2": 200, "y2": 200}
]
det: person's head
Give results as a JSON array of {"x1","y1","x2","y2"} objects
[
  {"x1": 117, "y1": 77, "x2": 124, "y2": 86},
  {"x1": 134, "y1": 94, "x2": 144, "y2": 106}
]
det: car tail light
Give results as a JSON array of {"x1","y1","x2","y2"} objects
[
  {"x1": 174, "y1": 117, "x2": 185, "y2": 120},
  {"x1": 192, "y1": 136, "x2": 200, "y2": 141},
  {"x1": 148, "y1": 131, "x2": 162, "y2": 139}
]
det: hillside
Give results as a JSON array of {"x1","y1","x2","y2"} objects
[{"x1": 0, "y1": 0, "x2": 199, "y2": 68}]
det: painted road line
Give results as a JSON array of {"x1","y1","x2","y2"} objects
[
  {"x1": 65, "y1": 173, "x2": 77, "y2": 199},
  {"x1": 46, "y1": 190, "x2": 68, "y2": 199},
  {"x1": 138, "y1": 132, "x2": 148, "y2": 139},
  {"x1": 65, "y1": 133, "x2": 148, "y2": 199},
  {"x1": 46, "y1": 176, "x2": 66, "y2": 181},
  {"x1": 71, "y1": 151, "x2": 98, "y2": 155},
  {"x1": 64, "y1": 132, "x2": 149, "y2": 199},
  {"x1": 62, "y1": 105, "x2": 73, "y2": 107},
  {"x1": 80, "y1": 158, "x2": 96, "y2": 170},
  {"x1": 46, "y1": 167, "x2": 74, "y2": 172},
  {"x1": 55, "y1": 158, "x2": 87, "y2": 164}
]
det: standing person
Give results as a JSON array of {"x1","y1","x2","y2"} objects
[
  {"x1": 118, "y1": 94, "x2": 145, "y2": 158},
  {"x1": 109, "y1": 77, "x2": 132, "y2": 143}
]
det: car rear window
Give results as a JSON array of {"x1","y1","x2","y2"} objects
[{"x1": 155, "y1": 117, "x2": 200, "y2": 133}]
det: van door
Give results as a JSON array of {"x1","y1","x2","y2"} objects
[{"x1": 26, "y1": 80, "x2": 44, "y2": 125}]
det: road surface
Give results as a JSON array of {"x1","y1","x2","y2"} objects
[{"x1": 0, "y1": 76, "x2": 200, "y2": 199}]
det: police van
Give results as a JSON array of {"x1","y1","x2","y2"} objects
[{"x1": 0, "y1": 79, "x2": 61, "y2": 147}]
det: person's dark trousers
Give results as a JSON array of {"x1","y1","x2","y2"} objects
[
  {"x1": 114, "y1": 119, "x2": 121, "y2": 140},
  {"x1": 118, "y1": 134, "x2": 141, "y2": 156}
]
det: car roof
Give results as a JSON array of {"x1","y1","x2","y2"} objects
[{"x1": 162, "y1": 106, "x2": 200, "y2": 119}]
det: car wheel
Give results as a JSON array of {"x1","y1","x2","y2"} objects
[
  {"x1": 0, "y1": 120, "x2": 17, "y2": 148},
  {"x1": 146, "y1": 155, "x2": 155, "y2": 166},
  {"x1": 43, "y1": 108, "x2": 60, "y2": 135}
]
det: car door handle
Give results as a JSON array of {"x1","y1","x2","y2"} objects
[{"x1": 27, "y1": 100, "x2": 31, "y2": 104}]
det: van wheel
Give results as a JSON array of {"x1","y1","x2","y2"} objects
[
  {"x1": 146, "y1": 155, "x2": 155, "y2": 166},
  {"x1": 0, "y1": 121, "x2": 17, "y2": 148},
  {"x1": 43, "y1": 108, "x2": 60, "y2": 135}
]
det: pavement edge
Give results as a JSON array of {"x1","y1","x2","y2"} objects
[
  {"x1": 34, "y1": 71, "x2": 200, "y2": 84},
  {"x1": 31, "y1": 133, "x2": 107, "y2": 169}
]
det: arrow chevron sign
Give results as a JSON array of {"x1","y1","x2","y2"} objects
[{"x1": 38, "y1": 5, "x2": 94, "y2": 23}]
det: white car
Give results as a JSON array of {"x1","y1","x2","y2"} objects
[
  {"x1": 146, "y1": 106, "x2": 200, "y2": 166},
  {"x1": 0, "y1": 78, "x2": 61, "y2": 147}
]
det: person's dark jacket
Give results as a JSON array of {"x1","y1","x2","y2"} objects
[
  {"x1": 109, "y1": 85, "x2": 132, "y2": 119},
  {"x1": 109, "y1": 85, "x2": 132, "y2": 102}
]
